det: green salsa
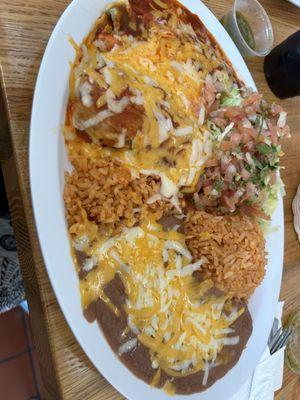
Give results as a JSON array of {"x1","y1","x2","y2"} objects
[
  {"x1": 236, "y1": 12, "x2": 256, "y2": 50},
  {"x1": 286, "y1": 311, "x2": 300, "y2": 374}
]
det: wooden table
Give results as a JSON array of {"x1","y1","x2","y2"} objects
[{"x1": 0, "y1": 0, "x2": 299, "y2": 398}]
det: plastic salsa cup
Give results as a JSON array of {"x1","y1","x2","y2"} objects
[
  {"x1": 221, "y1": 0, "x2": 274, "y2": 57},
  {"x1": 286, "y1": 311, "x2": 300, "y2": 375}
]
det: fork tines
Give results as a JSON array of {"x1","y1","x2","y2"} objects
[{"x1": 269, "y1": 327, "x2": 293, "y2": 355}]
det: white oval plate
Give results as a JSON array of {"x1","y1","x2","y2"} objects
[
  {"x1": 286, "y1": 0, "x2": 300, "y2": 7},
  {"x1": 29, "y1": 0, "x2": 284, "y2": 399}
]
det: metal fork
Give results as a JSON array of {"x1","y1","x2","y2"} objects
[
  {"x1": 268, "y1": 318, "x2": 279, "y2": 348},
  {"x1": 269, "y1": 326, "x2": 293, "y2": 355}
]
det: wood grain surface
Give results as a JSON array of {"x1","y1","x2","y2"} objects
[{"x1": 0, "y1": 0, "x2": 299, "y2": 399}]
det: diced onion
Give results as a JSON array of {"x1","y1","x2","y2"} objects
[
  {"x1": 193, "y1": 192, "x2": 201, "y2": 208},
  {"x1": 175, "y1": 126, "x2": 193, "y2": 137},
  {"x1": 79, "y1": 81, "x2": 93, "y2": 108},
  {"x1": 167, "y1": 258, "x2": 204, "y2": 277},
  {"x1": 218, "y1": 336, "x2": 240, "y2": 346},
  {"x1": 215, "y1": 328, "x2": 235, "y2": 335},
  {"x1": 106, "y1": 88, "x2": 129, "y2": 113},
  {"x1": 115, "y1": 130, "x2": 126, "y2": 148},
  {"x1": 202, "y1": 362, "x2": 210, "y2": 386},
  {"x1": 190, "y1": 139, "x2": 203, "y2": 166},
  {"x1": 245, "y1": 152, "x2": 254, "y2": 166},
  {"x1": 93, "y1": 39, "x2": 107, "y2": 51},
  {"x1": 118, "y1": 338, "x2": 138, "y2": 355},
  {"x1": 170, "y1": 60, "x2": 183, "y2": 72},
  {"x1": 165, "y1": 240, "x2": 192, "y2": 261},
  {"x1": 123, "y1": 227, "x2": 145, "y2": 242},
  {"x1": 73, "y1": 235, "x2": 90, "y2": 251},
  {"x1": 141, "y1": 169, "x2": 178, "y2": 198},
  {"x1": 96, "y1": 237, "x2": 116, "y2": 256},
  {"x1": 74, "y1": 109, "x2": 112, "y2": 130},
  {"x1": 198, "y1": 105, "x2": 206, "y2": 126},
  {"x1": 219, "y1": 122, "x2": 234, "y2": 141},
  {"x1": 186, "y1": 168, "x2": 197, "y2": 185},
  {"x1": 146, "y1": 193, "x2": 162, "y2": 204},
  {"x1": 82, "y1": 256, "x2": 97, "y2": 272},
  {"x1": 277, "y1": 111, "x2": 287, "y2": 128},
  {"x1": 103, "y1": 67, "x2": 112, "y2": 85},
  {"x1": 178, "y1": 91, "x2": 190, "y2": 110},
  {"x1": 110, "y1": 250, "x2": 130, "y2": 273},
  {"x1": 143, "y1": 76, "x2": 157, "y2": 86},
  {"x1": 154, "y1": 111, "x2": 173, "y2": 144},
  {"x1": 168, "y1": 195, "x2": 182, "y2": 213}
]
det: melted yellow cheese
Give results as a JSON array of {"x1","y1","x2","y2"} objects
[
  {"x1": 101, "y1": 28, "x2": 212, "y2": 180},
  {"x1": 163, "y1": 380, "x2": 176, "y2": 396},
  {"x1": 75, "y1": 215, "x2": 242, "y2": 377},
  {"x1": 69, "y1": 6, "x2": 218, "y2": 194},
  {"x1": 151, "y1": 368, "x2": 161, "y2": 387},
  {"x1": 67, "y1": 1, "x2": 243, "y2": 380}
]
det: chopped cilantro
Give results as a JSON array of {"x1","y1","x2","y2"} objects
[
  {"x1": 254, "y1": 115, "x2": 262, "y2": 129},
  {"x1": 254, "y1": 103, "x2": 266, "y2": 135},
  {"x1": 256, "y1": 143, "x2": 273, "y2": 155},
  {"x1": 252, "y1": 156, "x2": 263, "y2": 169},
  {"x1": 244, "y1": 163, "x2": 252, "y2": 172},
  {"x1": 214, "y1": 178, "x2": 223, "y2": 192},
  {"x1": 220, "y1": 88, "x2": 242, "y2": 107}
]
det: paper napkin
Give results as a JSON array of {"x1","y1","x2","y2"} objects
[{"x1": 230, "y1": 302, "x2": 285, "y2": 400}]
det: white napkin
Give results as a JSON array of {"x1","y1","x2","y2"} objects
[{"x1": 230, "y1": 302, "x2": 285, "y2": 400}]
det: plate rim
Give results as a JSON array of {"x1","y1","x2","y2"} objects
[{"x1": 29, "y1": 0, "x2": 284, "y2": 399}]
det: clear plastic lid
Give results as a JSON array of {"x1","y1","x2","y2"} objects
[{"x1": 222, "y1": 0, "x2": 274, "y2": 57}]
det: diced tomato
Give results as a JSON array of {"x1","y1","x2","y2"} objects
[
  {"x1": 224, "y1": 164, "x2": 236, "y2": 182},
  {"x1": 95, "y1": 34, "x2": 120, "y2": 51},
  {"x1": 220, "y1": 140, "x2": 232, "y2": 151},
  {"x1": 203, "y1": 186, "x2": 213, "y2": 196},
  {"x1": 223, "y1": 195, "x2": 236, "y2": 211},
  {"x1": 239, "y1": 126, "x2": 258, "y2": 140},
  {"x1": 210, "y1": 109, "x2": 225, "y2": 119},
  {"x1": 243, "y1": 92, "x2": 262, "y2": 107},
  {"x1": 203, "y1": 82, "x2": 216, "y2": 106},
  {"x1": 76, "y1": 129, "x2": 92, "y2": 143},
  {"x1": 241, "y1": 132, "x2": 251, "y2": 144},
  {"x1": 212, "y1": 117, "x2": 227, "y2": 129},
  {"x1": 270, "y1": 103, "x2": 283, "y2": 117},
  {"x1": 224, "y1": 106, "x2": 245, "y2": 121},
  {"x1": 199, "y1": 194, "x2": 218, "y2": 207},
  {"x1": 203, "y1": 178, "x2": 214, "y2": 187},
  {"x1": 240, "y1": 204, "x2": 271, "y2": 221},
  {"x1": 220, "y1": 155, "x2": 230, "y2": 174},
  {"x1": 245, "y1": 106, "x2": 256, "y2": 117},
  {"x1": 244, "y1": 140, "x2": 255, "y2": 151},
  {"x1": 230, "y1": 132, "x2": 241, "y2": 147},
  {"x1": 241, "y1": 168, "x2": 251, "y2": 180},
  {"x1": 246, "y1": 182, "x2": 256, "y2": 197},
  {"x1": 196, "y1": 178, "x2": 204, "y2": 192},
  {"x1": 209, "y1": 99, "x2": 220, "y2": 113},
  {"x1": 267, "y1": 122, "x2": 278, "y2": 144},
  {"x1": 277, "y1": 124, "x2": 290, "y2": 138},
  {"x1": 205, "y1": 158, "x2": 219, "y2": 167}
]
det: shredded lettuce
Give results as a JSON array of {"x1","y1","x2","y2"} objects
[
  {"x1": 215, "y1": 70, "x2": 235, "y2": 94},
  {"x1": 220, "y1": 88, "x2": 242, "y2": 107},
  {"x1": 207, "y1": 120, "x2": 221, "y2": 141},
  {"x1": 263, "y1": 176, "x2": 285, "y2": 217},
  {"x1": 259, "y1": 176, "x2": 285, "y2": 233}
]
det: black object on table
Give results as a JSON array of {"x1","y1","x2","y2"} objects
[{"x1": 264, "y1": 30, "x2": 300, "y2": 99}]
